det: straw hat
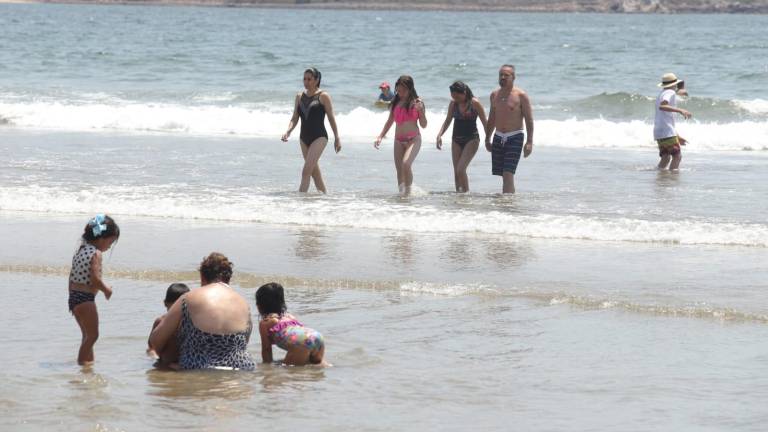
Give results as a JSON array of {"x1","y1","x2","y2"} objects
[{"x1": 658, "y1": 72, "x2": 682, "y2": 88}]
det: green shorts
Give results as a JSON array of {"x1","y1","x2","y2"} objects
[{"x1": 656, "y1": 136, "x2": 681, "y2": 157}]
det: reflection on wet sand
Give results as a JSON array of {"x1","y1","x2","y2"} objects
[
  {"x1": 293, "y1": 229, "x2": 329, "y2": 261},
  {"x1": 257, "y1": 364, "x2": 327, "y2": 393},
  {"x1": 384, "y1": 234, "x2": 417, "y2": 268},
  {"x1": 441, "y1": 238, "x2": 474, "y2": 267},
  {"x1": 145, "y1": 366, "x2": 327, "y2": 398},
  {"x1": 145, "y1": 369, "x2": 255, "y2": 400},
  {"x1": 483, "y1": 239, "x2": 531, "y2": 269},
  {"x1": 655, "y1": 169, "x2": 682, "y2": 190},
  {"x1": 65, "y1": 366, "x2": 131, "y2": 424}
]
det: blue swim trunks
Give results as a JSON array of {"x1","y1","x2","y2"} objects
[{"x1": 491, "y1": 131, "x2": 524, "y2": 176}]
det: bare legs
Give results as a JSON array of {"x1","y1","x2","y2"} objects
[
  {"x1": 73, "y1": 302, "x2": 99, "y2": 365},
  {"x1": 451, "y1": 139, "x2": 479, "y2": 193},
  {"x1": 658, "y1": 153, "x2": 682, "y2": 170},
  {"x1": 502, "y1": 172, "x2": 516, "y2": 194},
  {"x1": 299, "y1": 138, "x2": 328, "y2": 193},
  {"x1": 281, "y1": 345, "x2": 326, "y2": 366},
  {"x1": 393, "y1": 136, "x2": 421, "y2": 196}
]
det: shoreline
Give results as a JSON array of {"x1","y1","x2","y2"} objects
[{"x1": 2, "y1": 0, "x2": 768, "y2": 13}]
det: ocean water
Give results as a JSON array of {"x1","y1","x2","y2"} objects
[{"x1": 1, "y1": 4, "x2": 768, "y2": 431}]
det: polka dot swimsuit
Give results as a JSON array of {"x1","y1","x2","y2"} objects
[
  {"x1": 67, "y1": 243, "x2": 98, "y2": 313},
  {"x1": 69, "y1": 243, "x2": 98, "y2": 285}
]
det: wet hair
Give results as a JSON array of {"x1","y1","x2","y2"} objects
[
  {"x1": 198, "y1": 252, "x2": 233, "y2": 283},
  {"x1": 390, "y1": 75, "x2": 419, "y2": 114},
  {"x1": 255, "y1": 282, "x2": 287, "y2": 317},
  {"x1": 304, "y1": 67, "x2": 322, "y2": 86},
  {"x1": 449, "y1": 81, "x2": 474, "y2": 108},
  {"x1": 81, "y1": 214, "x2": 120, "y2": 242},
  {"x1": 164, "y1": 283, "x2": 190, "y2": 305}
]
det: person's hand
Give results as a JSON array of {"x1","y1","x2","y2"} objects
[
  {"x1": 415, "y1": 98, "x2": 425, "y2": 112},
  {"x1": 523, "y1": 142, "x2": 533, "y2": 158},
  {"x1": 679, "y1": 137, "x2": 688, "y2": 146},
  {"x1": 436, "y1": 136, "x2": 442, "y2": 150},
  {"x1": 281, "y1": 132, "x2": 290, "y2": 142},
  {"x1": 680, "y1": 109, "x2": 692, "y2": 120},
  {"x1": 334, "y1": 137, "x2": 342, "y2": 153},
  {"x1": 374, "y1": 136, "x2": 382, "y2": 149},
  {"x1": 103, "y1": 285, "x2": 113, "y2": 300}
]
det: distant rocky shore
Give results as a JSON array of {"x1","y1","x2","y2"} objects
[{"x1": 10, "y1": 0, "x2": 768, "y2": 13}]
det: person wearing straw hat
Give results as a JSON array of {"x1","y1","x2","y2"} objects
[{"x1": 654, "y1": 72, "x2": 692, "y2": 170}]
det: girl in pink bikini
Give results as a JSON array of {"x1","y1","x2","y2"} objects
[
  {"x1": 374, "y1": 75, "x2": 428, "y2": 196},
  {"x1": 256, "y1": 282, "x2": 326, "y2": 366}
]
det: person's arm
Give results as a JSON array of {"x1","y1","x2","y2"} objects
[
  {"x1": 259, "y1": 318, "x2": 275, "y2": 363},
  {"x1": 520, "y1": 91, "x2": 534, "y2": 157},
  {"x1": 149, "y1": 297, "x2": 184, "y2": 353},
  {"x1": 148, "y1": 316, "x2": 163, "y2": 353},
  {"x1": 89, "y1": 251, "x2": 112, "y2": 300},
  {"x1": 659, "y1": 101, "x2": 692, "y2": 119},
  {"x1": 417, "y1": 98, "x2": 427, "y2": 128},
  {"x1": 436, "y1": 101, "x2": 455, "y2": 150},
  {"x1": 485, "y1": 92, "x2": 496, "y2": 152},
  {"x1": 281, "y1": 93, "x2": 301, "y2": 141},
  {"x1": 473, "y1": 98, "x2": 489, "y2": 143},
  {"x1": 375, "y1": 111, "x2": 395, "y2": 149},
  {"x1": 320, "y1": 92, "x2": 341, "y2": 153}
]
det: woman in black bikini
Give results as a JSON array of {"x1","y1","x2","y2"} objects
[
  {"x1": 281, "y1": 68, "x2": 341, "y2": 193},
  {"x1": 436, "y1": 81, "x2": 488, "y2": 193}
]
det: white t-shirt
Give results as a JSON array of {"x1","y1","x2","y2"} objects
[{"x1": 654, "y1": 88, "x2": 677, "y2": 140}]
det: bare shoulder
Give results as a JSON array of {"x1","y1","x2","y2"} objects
[
  {"x1": 260, "y1": 314, "x2": 279, "y2": 327},
  {"x1": 319, "y1": 91, "x2": 332, "y2": 102}
]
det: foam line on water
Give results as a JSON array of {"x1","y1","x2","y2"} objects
[{"x1": 1, "y1": 186, "x2": 767, "y2": 247}]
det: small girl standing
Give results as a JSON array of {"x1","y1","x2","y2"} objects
[
  {"x1": 68, "y1": 214, "x2": 120, "y2": 365},
  {"x1": 256, "y1": 282, "x2": 326, "y2": 366}
]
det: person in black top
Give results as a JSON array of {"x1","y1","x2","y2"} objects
[
  {"x1": 436, "y1": 81, "x2": 488, "y2": 192},
  {"x1": 282, "y1": 68, "x2": 341, "y2": 193}
]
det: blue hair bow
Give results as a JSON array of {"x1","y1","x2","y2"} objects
[{"x1": 90, "y1": 214, "x2": 107, "y2": 237}]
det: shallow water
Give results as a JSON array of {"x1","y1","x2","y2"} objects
[{"x1": 3, "y1": 270, "x2": 768, "y2": 432}]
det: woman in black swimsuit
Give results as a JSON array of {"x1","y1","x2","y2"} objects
[
  {"x1": 436, "y1": 81, "x2": 488, "y2": 193},
  {"x1": 281, "y1": 68, "x2": 341, "y2": 193}
]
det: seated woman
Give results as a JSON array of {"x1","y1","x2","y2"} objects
[{"x1": 149, "y1": 253, "x2": 255, "y2": 371}]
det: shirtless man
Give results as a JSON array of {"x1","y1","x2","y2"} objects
[{"x1": 485, "y1": 64, "x2": 534, "y2": 194}]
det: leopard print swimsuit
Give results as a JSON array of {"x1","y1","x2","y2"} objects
[{"x1": 177, "y1": 300, "x2": 255, "y2": 371}]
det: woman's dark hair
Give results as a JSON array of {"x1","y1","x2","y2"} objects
[
  {"x1": 164, "y1": 283, "x2": 190, "y2": 305},
  {"x1": 82, "y1": 214, "x2": 120, "y2": 242},
  {"x1": 255, "y1": 282, "x2": 287, "y2": 317},
  {"x1": 304, "y1": 67, "x2": 322, "y2": 86},
  {"x1": 390, "y1": 75, "x2": 419, "y2": 114},
  {"x1": 199, "y1": 252, "x2": 233, "y2": 284},
  {"x1": 449, "y1": 81, "x2": 474, "y2": 109}
]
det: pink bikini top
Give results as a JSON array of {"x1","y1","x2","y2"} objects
[{"x1": 393, "y1": 104, "x2": 420, "y2": 124}]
